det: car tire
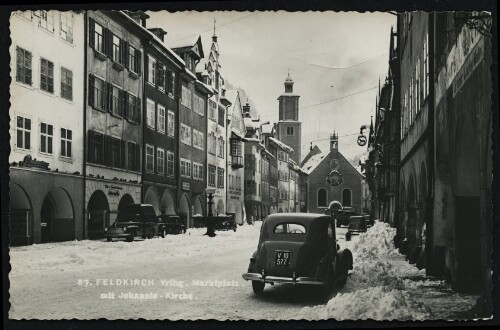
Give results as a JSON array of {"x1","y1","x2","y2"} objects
[
  {"x1": 106, "y1": 237, "x2": 112, "y2": 242},
  {"x1": 252, "y1": 281, "x2": 265, "y2": 294},
  {"x1": 320, "y1": 266, "x2": 334, "y2": 300},
  {"x1": 126, "y1": 234, "x2": 133, "y2": 242},
  {"x1": 346, "y1": 231, "x2": 352, "y2": 241}
]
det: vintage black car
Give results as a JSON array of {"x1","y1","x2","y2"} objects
[
  {"x1": 242, "y1": 213, "x2": 353, "y2": 297},
  {"x1": 158, "y1": 215, "x2": 186, "y2": 235},
  {"x1": 105, "y1": 204, "x2": 159, "y2": 242},
  {"x1": 214, "y1": 216, "x2": 237, "y2": 232},
  {"x1": 345, "y1": 215, "x2": 367, "y2": 241},
  {"x1": 334, "y1": 206, "x2": 358, "y2": 227}
]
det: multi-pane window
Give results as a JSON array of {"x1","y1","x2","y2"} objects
[
  {"x1": 60, "y1": 12, "x2": 73, "y2": 43},
  {"x1": 40, "y1": 122, "x2": 53, "y2": 154},
  {"x1": 89, "y1": 75, "x2": 105, "y2": 110},
  {"x1": 286, "y1": 126, "x2": 294, "y2": 136},
  {"x1": 197, "y1": 164, "x2": 204, "y2": 180},
  {"x1": 16, "y1": 47, "x2": 32, "y2": 86},
  {"x1": 146, "y1": 144, "x2": 154, "y2": 172},
  {"x1": 180, "y1": 123, "x2": 192, "y2": 146},
  {"x1": 186, "y1": 161, "x2": 192, "y2": 177},
  {"x1": 146, "y1": 99, "x2": 155, "y2": 128},
  {"x1": 231, "y1": 140, "x2": 242, "y2": 156},
  {"x1": 194, "y1": 94, "x2": 205, "y2": 116},
  {"x1": 167, "y1": 151, "x2": 174, "y2": 176},
  {"x1": 193, "y1": 163, "x2": 200, "y2": 180},
  {"x1": 110, "y1": 85, "x2": 121, "y2": 116},
  {"x1": 148, "y1": 55, "x2": 156, "y2": 85},
  {"x1": 157, "y1": 105, "x2": 166, "y2": 133},
  {"x1": 127, "y1": 93, "x2": 138, "y2": 122},
  {"x1": 60, "y1": 128, "x2": 72, "y2": 158},
  {"x1": 89, "y1": 131, "x2": 104, "y2": 164},
  {"x1": 218, "y1": 107, "x2": 225, "y2": 127},
  {"x1": 129, "y1": 46, "x2": 137, "y2": 73},
  {"x1": 112, "y1": 35, "x2": 121, "y2": 63},
  {"x1": 180, "y1": 158, "x2": 192, "y2": 177},
  {"x1": 94, "y1": 22, "x2": 104, "y2": 53},
  {"x1": 16, "y1": 116, "x2": 31, "y2": 150},
  {"x1": 157, "y1": 147, "x2": 165, "y2": 174},
  {"x1": 37, "y1": 11, "x2": 54, "y2": 32},
  {"x1": 193, "y1": 129, "x2": 204, "y2": 150},
  {"x1": 167, "y1": 110, "x2": 175, "y2": 137},
  {"x1": 181, "y1": 85, "x2": 192, "y2": 109},
  {"x1": 40, "y1": 58, "x2": 54, "y2": 93},
  {"x1": 157, "y1": 63, "x2": 165, "y2": 91},
  {"x1": 208, "y1": 165, "x2": 216, "y2": 186},
  {"x1": 209, "y1": 100, "x2": 217, "y2": 121},
  {"x1": 217, "y1": 167, "x2": 224, "y2": 188},
  {"x1": 60, "y1": 67, "x2": 73, "y2": 101},
  {"x1": 110, "y1": 137, "x2": 120, "y2": 167},
  {"x1": 208, "y1": 132, "x2": 216, "y2": 155}
]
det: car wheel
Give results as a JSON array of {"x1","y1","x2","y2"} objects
[
  {"x1": 161, "y1": 228, "x2": 167, "y2": 238},
  {"x1": 346, "y1": 231, "x2": 352, "y2": 241},
  {"x1": 252, "y1": 281, "x2": 265, "y2": 295},
  {"x1": 106, "y1": 237, "x2": 112, "y2": 242},
  {"x1": 320, "y1": 266, "x2": 334, "y2": 300},
  {"x1": 126, "y1": 234, "x2": 133, "y2": 242}
]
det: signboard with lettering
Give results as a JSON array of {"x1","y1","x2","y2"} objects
[
  {"x1": 452, "y1": 38, "x2": 484, "y2": 97},
  {"x1": 105, "y1": 184, "x2": 123, "y2": 197},
  {"x1": 182, "y1": 181, "x2": 191, "y2": 191},
  {"x1": 20, "y1": 155, "x2": 49, "y2": 170}
]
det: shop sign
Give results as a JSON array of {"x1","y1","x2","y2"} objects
[
  {"x1": 452, "y1": 38, "x2": 484, "y2": 97},
  {"x1": 105, "y1": 184, "x2": 123, "y2": 197},
  {"x1": 357, "y1": 134, "x2": 367, "y2": 146},
  {"x1": 20, "y1": 155, "x2": 49, "y2": 170},
  {"x1": 182, "y1": 181, "x2": 191, "y2": 191}
]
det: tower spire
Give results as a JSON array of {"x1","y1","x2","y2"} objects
[{"x1": 212, "y1": 18, "x2": 218, "y2": 42}]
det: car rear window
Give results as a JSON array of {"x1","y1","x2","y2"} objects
[
  {"x1": 116, "y1": 205, "x2": 142, "y2": 222},
  {"x1": 273, "y1": 223, "x2": 306, "y2": 234}
]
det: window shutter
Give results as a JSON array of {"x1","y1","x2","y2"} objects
[
  {"x1": 156, "y1": 62, "x2": 161, "y2": 87},
  {"x1": 135, "y1": 49, "x2": 142, "y2": 75},
  {"x1": 135, "y1": 144, "x2": 140, "y2": 171},
  {"x1": 88, "y1": 74, "x2": 95, "y2": 107},
  {"x1": 89, "y1": 18, "x2": 95, "y2": 49},
  {"x1": 119, "y1": 89, "x2": 125, "y2": 117},
  {"x1": 124, "y1": 42, "x2": 129, "y2": 69},
  {"x1": 120, "y1": 139, "x2": 126, "y2": 168},
  {"x1": 124, "y1": 92, "x2": 129, "y2": 120},
  {"x1": 106, "y1": 82, "x2": 112, "y2": 112},
  {"x1": 119, "y1": 39, "x2": 126, "y2": 64},
  {"x1": 104, "y1": 135, "x2": 111, "y2": 166},
  {"x1": 87, "y1": 130, "x2": 94, "y2": 163},
  {"x1": 105, "y1": 29, "x2": 112, "y2": 58},
  {"x1": 167, "y1": 70, "x2": 172, "y2": 94},
  {"x1": 136, "y1": 97, "x2": 141, "y2": 123}
]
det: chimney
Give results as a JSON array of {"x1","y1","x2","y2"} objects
[
  {"x1": 148, "y1": 27, "x2": 167, "y2": 42},
  {"x1": 125, "y1": 11, "x2": 150, "y2": 28},
  {"x1": 243, "y1": 102, "x2": 251, "y2": 117}
]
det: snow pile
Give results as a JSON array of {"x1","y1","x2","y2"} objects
[
  {"x1": 299, "y1": 287, "x2": 431, "y2": 321},
  {"x1": 298, "y1": 221, "x2": 433, "y2": 320}
]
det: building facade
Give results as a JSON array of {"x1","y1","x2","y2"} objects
[
  {"x1": 84, "y1": 11, "x2": 147, "y2": 239},
  {"x1": 226, "y1": 91, "x2": 246, "y2": 225},
  {"x1": 302, "y1": 133, "x2": 363, "y2": 214},
  {"x1": 141, "y1": 21, "x2": 184, "y2": 218},
  {"x1": 271, "y1": 136, "x2": 294, "y2": 213},
  {"x1": 172, "y1": 35, "x2": 210, "y2": 227},
  {"x1": 9, "y1": 10, "x2": 85, "y2": 244}
]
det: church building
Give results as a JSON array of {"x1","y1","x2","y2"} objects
[{"x1": 301, "y1": 132, "x2": 363, "y2": 214}]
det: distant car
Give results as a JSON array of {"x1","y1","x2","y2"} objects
[
  {"x1": 214, "y1": 216, "x2": 237, "y2": 232},
  {"x1": 345, "y1": 215, "x2": 367, "y2": 241},
  {"x1": 158, "y1": 215, "x2": 186, "y2": 236},
  {"x1": 334, "y1": 206, "x2": 358, "y2": 227},
  {"x1": 362, "y1": 213, "x2": 374, "y2": 227},
  {"x1": 105, "y1": 204, "x2": 158, "y2": 242},
  {"x1": 242, "y1": 213, "x2": 353, "y2": 298}
]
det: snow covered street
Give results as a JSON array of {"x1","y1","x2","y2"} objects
[{"x1": 9, "y1": 221, "x2": 479, "y2": 320}]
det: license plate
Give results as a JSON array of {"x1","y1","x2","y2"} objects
[{"x1": 275, "y1": 251, "x2": 291, "y2": 266}]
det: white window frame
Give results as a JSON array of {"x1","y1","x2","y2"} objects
[
  {"x1": 146, "y1": 144, "x2": 154, "y2": 173},
  {"x1": 39, "y1": 122, "x2": 54, "y2": 155},
  {"x1": 146, "y1": 99, "x2": 155, "y2": 129},
  {"x1": 94, "y1": 22, "x2": 104, "y2": 53},
  {"x1": 148, "y1": 55, "x2": 156, "y2": 86},
  {"x1": 60, "y1": 67, "x2": 73, "y2": 101},
  {"x1": 60, "y1": 128, "x2": 72, "y2": 158},
  {"x1": 157, "y1": 104, "x2": 166, "y2": 133},
  {"x1": 180, "y1": 123, "x2": 192, "y2": 146},
  {"x1": 16, "y1": 116, "x2": 31, "y2": 150},
  {"x1": 181, "y1": 85, "x2": 192, "y2": 109},
  {"x1": 112, "y1": 34, "x2": 121, "y2": 63},
  {"x1": 167, "y1": 110, "x2": 175, "y2": 137},
  {"x1": 59, "y1": 12, "x2": 73, "y2": 43},
  {"x1": 157, "y1": 147, "x2": 165, "y2": 174}
]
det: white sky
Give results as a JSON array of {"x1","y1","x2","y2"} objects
[{"x1": 147, "y1": 11, "x2": 396, "y2": 163}]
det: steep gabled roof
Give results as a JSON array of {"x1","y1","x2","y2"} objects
[
  {"x1": 269, "y1": 137, "x2": 293, "y2": 153},
  {"x1": 301, "y1": 145, "x2": 322, "y2": 166},
  {"x1": 301, "y1": 151, "x2": 330, "y2": 175}
]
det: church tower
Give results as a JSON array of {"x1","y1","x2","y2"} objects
[{"x1": 276, "y1": 71, "x2": 302, "y2": 164}]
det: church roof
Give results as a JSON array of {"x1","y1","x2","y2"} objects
[
  {"x1": 301, "y1": 151, "x2": 330, "y2": 175},
  {"x1": 301, "y1": 145, "x2": 322, "y2": 166}
]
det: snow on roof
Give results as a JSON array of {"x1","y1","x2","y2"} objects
[
  {"x1": 119, "y1": 11, "x2": 185, "y2": 66},
  {"x1": 195, "y1": 80, "x2": 214, "y2": 94},
  {"x1": 196, "y1": 58, "x2": 209, "y2": 74},
  {"x1": 244, "y1": 117, "x2": 259, "y2": 130},
  {"x1": 169, "y1": 34, "x2": 201, "y2": 49},
  {"x1": 277, "y1": 93, "x2": 301, "y2": 99},
  {"x1": 269, "y1": 137, "x2": 293, "y2": 153},
  {"x1": 184, "y1": 67, "x2": 197, "y2": 80},
  {"x1": 261, "y1": 125, "x2": 273, "y2": 134},
  {"x1": 301, "y1": 150, "x2": 331, "y2": 175},
  {"x1": 245, "y1": 137, "x2": 261, "y2": 143}
]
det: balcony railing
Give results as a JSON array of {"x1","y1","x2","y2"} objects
[{"x1": 231, "y1": 155, "x2": 244, "y2": 169}]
